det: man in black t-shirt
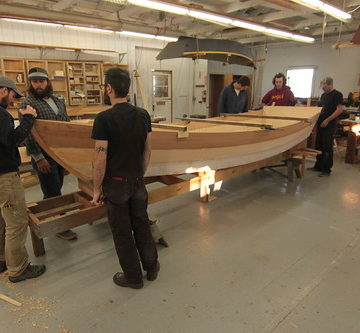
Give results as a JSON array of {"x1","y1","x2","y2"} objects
[
  {"x1": 310, "y1": 77, "x2": 343, "y2": 176},
  {"x1": 91, "y1": 68, "x2": 158, "y2": 289}
]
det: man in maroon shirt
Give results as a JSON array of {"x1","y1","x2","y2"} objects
[{"x1": 262, "y1": 73, "x2": 296, "y2": 106}]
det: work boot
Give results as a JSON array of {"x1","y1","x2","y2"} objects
[
  {"x1": 307, "y1": 166, "x2": 321, "y2": 172},
  {"x1": 56, "y1": 229, "x2": 78, "y2": 241},
  {"x1": 146, "y1": 261, "x2": 160, "y2": 281},
  {"x1": 8, "y1": 264, "x2": 46, "y2": 283},
  {"x1": 113, "y1": 273, "x2": 143, "y2": 289},
  {"x1": 0, "y1": 261, "x2": 7, "y2": 273},
  {"x1": 158, "y1": 237, "x2": 169, "y2": 247}
]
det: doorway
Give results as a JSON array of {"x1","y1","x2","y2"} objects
[
  {"x1": 209, "y1": 74, "x2": 253, "y2": 117},
  {"x1": 152, "y1": 70, "x2": 173, "y2": 122}
]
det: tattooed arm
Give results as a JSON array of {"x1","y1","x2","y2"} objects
[{"x1": 92, "y1": 140, "x2": 108, "y2": 204}]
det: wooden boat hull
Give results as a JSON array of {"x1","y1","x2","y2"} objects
[{"x1": 31, "y1": 106, "x2": 321, "y2": 183}]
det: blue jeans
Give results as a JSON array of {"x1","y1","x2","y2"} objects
[{"x1": 31, "y1": 157, "x2": 64, "y2": 199}]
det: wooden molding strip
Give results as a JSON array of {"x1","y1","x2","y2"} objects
[
  {"x1": 0, "y1": 41, "x2": 124, "y2": 54},
  {"x1": 182, "y1": 117, "x2": 274, "y2": 130},
  {"x1": 152, "y1": 123, "x2": 189, "y2": 138},
  {"x1": 152, "y1": 123, "x2": 188, "y2": 131},
  {"x1": 221, "y1": 113, "x2": 310, "y2": 122},
  {"x1": 332, "y1": 42, "x2": 359, "y2": 49}
]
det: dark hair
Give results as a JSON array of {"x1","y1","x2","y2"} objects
[
  {"x1": 272, "y1": 73, "x2": 286, "y2": 86},
  {"x1": 105, "y1": 68, "x2": 130, "y2": 98},
  {"x1": 235, "y1": 76, "x2": 250, "y2": 87}
]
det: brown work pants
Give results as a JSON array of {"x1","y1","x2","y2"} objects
[{"x1": 0, "y1": 172, "x2": 29, "y2": 277}]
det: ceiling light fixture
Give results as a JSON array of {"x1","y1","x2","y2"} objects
[
  {"x1": 188, "y1": 10, "x2": 233, "y2": 25},
  {"x1": 118, "y1": 30, "x2": 178, "y2": 41},
  {"x1": 128, "y1": 0, "x2": 188, "y2": 15},
  {"x1": 288, "y1": 0, "x2": 351, "y2": 22},
  {"x1": 1, "y1": 18, "x2": 62, "y2": 27},
  {"x1": 122, "y1": 0, "x2": 315, "y2": 43},
  {"x1": 64, "y1": 25, "x2": 114, "y2": 33},
  {"x1": 1, "y1": 18, "x2": 177, "y2": 42}
]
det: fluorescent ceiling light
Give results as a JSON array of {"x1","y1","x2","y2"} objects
[
  {"x1": 1, "y1": 18, "x2": 62, "y2": 27},
  {"x1": 291, "y1": 34, "x2": 315, "y2": 43},
  {"x1": 188, "y1": 10, "x2": 232, "y2": 25},
  {"x1": 122, "y1": 0, "x2": 314, "y2": 43},
  {"x1": 232, "y1": 20, "x2": 266, "y2": 32},
  {"x1": 155, "y1": 36, "x2": 178, "y2": 42},
  {"x1": 127, "y1": 0, "x2": 188, "y2": 15},
  {"x1": 118, "y1": 30, "x2": 177, "y2": 42},
  {"x1": 266, "y1": 28, "x2": 293, "y2": 38},
  {"x1": 64, "y1": 25, "x2": 114, "y2": 33},
  {"x1": 1, "y1": 18, "x2": 177, "y2": 42},
  {"x1": 289, "y1": 0, "x2": 351, "y2": 22}
]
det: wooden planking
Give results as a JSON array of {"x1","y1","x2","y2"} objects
[
  {"x1": 27, "y1": 193, "x2": 77, "y2": 215},
  {"x1": 35, "y1": 205, "x2": 107, "y2": 238},
  {"x1": 222, "y1": 113, "x2": 311, "y2": 122},
  {"x1": 152, "y1": 123, "x2": 189, "y2": 138},
  {"x1": 262, "y1": 106, "x2": 321, "y2": 119},
  {"x1": 35, "y1": 202, "x2": 83, "y2": 220},
  {"x1": 182, "y1": 117, "x2": 274, "y2": 130}
]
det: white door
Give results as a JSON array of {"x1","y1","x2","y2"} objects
[{"x1": 152, "y1": 70, "x2": 173, "y2": 122}]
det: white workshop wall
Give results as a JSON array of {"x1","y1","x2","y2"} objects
[
  {"x1": 254, "y1": 42, "x2": 360, "y2": 106},
  {"x1": 0, "y1": 20, "x2": 207, "y2": 118}
]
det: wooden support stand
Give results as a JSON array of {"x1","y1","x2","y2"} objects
[
  {"x1": 345, "y1": 131, "x2": 360, "y2": 164},
  {"x1": 266, "y1": 148, "x2": 321, "y2": 181},
  {"x1": 27, "y1": 147, "x2": 321, "y2": 256},
  {"x1": 27, "y1": 191, "x2": 106, "y2": 257}
]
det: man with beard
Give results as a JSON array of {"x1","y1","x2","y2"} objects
[
  {"x1": 18, "y1": 68, "x2": 77, "y2": 240},
  {"x1": 0, "y1": 76, "x2": 46, "y2": 282},
  {"x1": 91, "y1": 68, "x2": 159, "y2": 289}
]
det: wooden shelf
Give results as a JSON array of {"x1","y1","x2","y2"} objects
[
  {"x1": 4, "y1": 69, "x2": 25, "y2": 73},
  {"x1": 1, "y1": 57, "x2": 126, "y2": 107}
]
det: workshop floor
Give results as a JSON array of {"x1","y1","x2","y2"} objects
[{"x1": 1, "y1": 156, "x2": 360, "y2": 333}]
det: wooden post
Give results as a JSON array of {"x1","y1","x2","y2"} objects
[
  {"x1": 29, "y1": 228, "x2": 45, "y2": 257},
  {"x1": 345, "y1": 131, "x2": 358, "y2": 164},
  {"x1": 199, "y1": 171, "x2": 211, "y2": 202}
]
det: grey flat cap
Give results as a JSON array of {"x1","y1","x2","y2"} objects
[
  {"x1": 320, "y1": 77, "x2": 333, "y2": 86},
  {"x1": 0, "y1": 76, "x2": 24, "y2": 98},
  {"x1": 28, "y1": 67, "x2": 49, "y2": 80}
]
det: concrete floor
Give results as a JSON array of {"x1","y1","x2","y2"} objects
[{"x1": 1, "y1": 157, "x2": 360, "y2": 333}]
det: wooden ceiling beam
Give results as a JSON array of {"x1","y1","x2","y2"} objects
[
  {"x1": 52, "y1": 0, "x2": 79, "y2": 11},
  {"x1": 0, "y1": 3, "x2": 183, "y2": 36},
  {"x1": 262, "y1": 0, "x2": 300, "y2": 10}
]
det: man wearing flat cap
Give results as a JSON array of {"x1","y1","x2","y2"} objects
[
  {"x1": 309, "y1": 77, "x2": 343, "y2": 177},
  {"x1": 18, "y1": 67, "x2": 77, "y2": 240},
  {"x1": 0, "y1": 75, "x2": 46, "y2": 282}
]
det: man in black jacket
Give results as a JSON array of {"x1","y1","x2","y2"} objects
[
  {"x1": 0, "y1": 76, "x2": 46, "y2": 283},
  {"x1": 18, "y1": 67, "x2": 77, "y2": 241},
  {"x1": 218, "y1": 76, "x2": 250, "y2": 114}
]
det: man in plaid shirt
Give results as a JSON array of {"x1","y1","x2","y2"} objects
[{"x1": 18, "y1": 67, "x2": 77, "y2": 241}]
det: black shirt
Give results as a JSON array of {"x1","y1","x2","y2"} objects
[
  {"x1": 0, "y1": 106, "x2": 35, "y2": 174},
  {"x1": 318, "y1": 89, "x2": 343, "y2": 125},
  {"x1": 91, "y1": 102, "x2": 152, "y2": 179}
]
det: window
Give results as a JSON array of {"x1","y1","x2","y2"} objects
[{"x1": 286, "y1": 67, "x2": 315, "y2": 99}]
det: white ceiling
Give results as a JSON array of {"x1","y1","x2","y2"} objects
[{"x1": 1, "y1": 0, "x2": 359, "y2": 45}]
